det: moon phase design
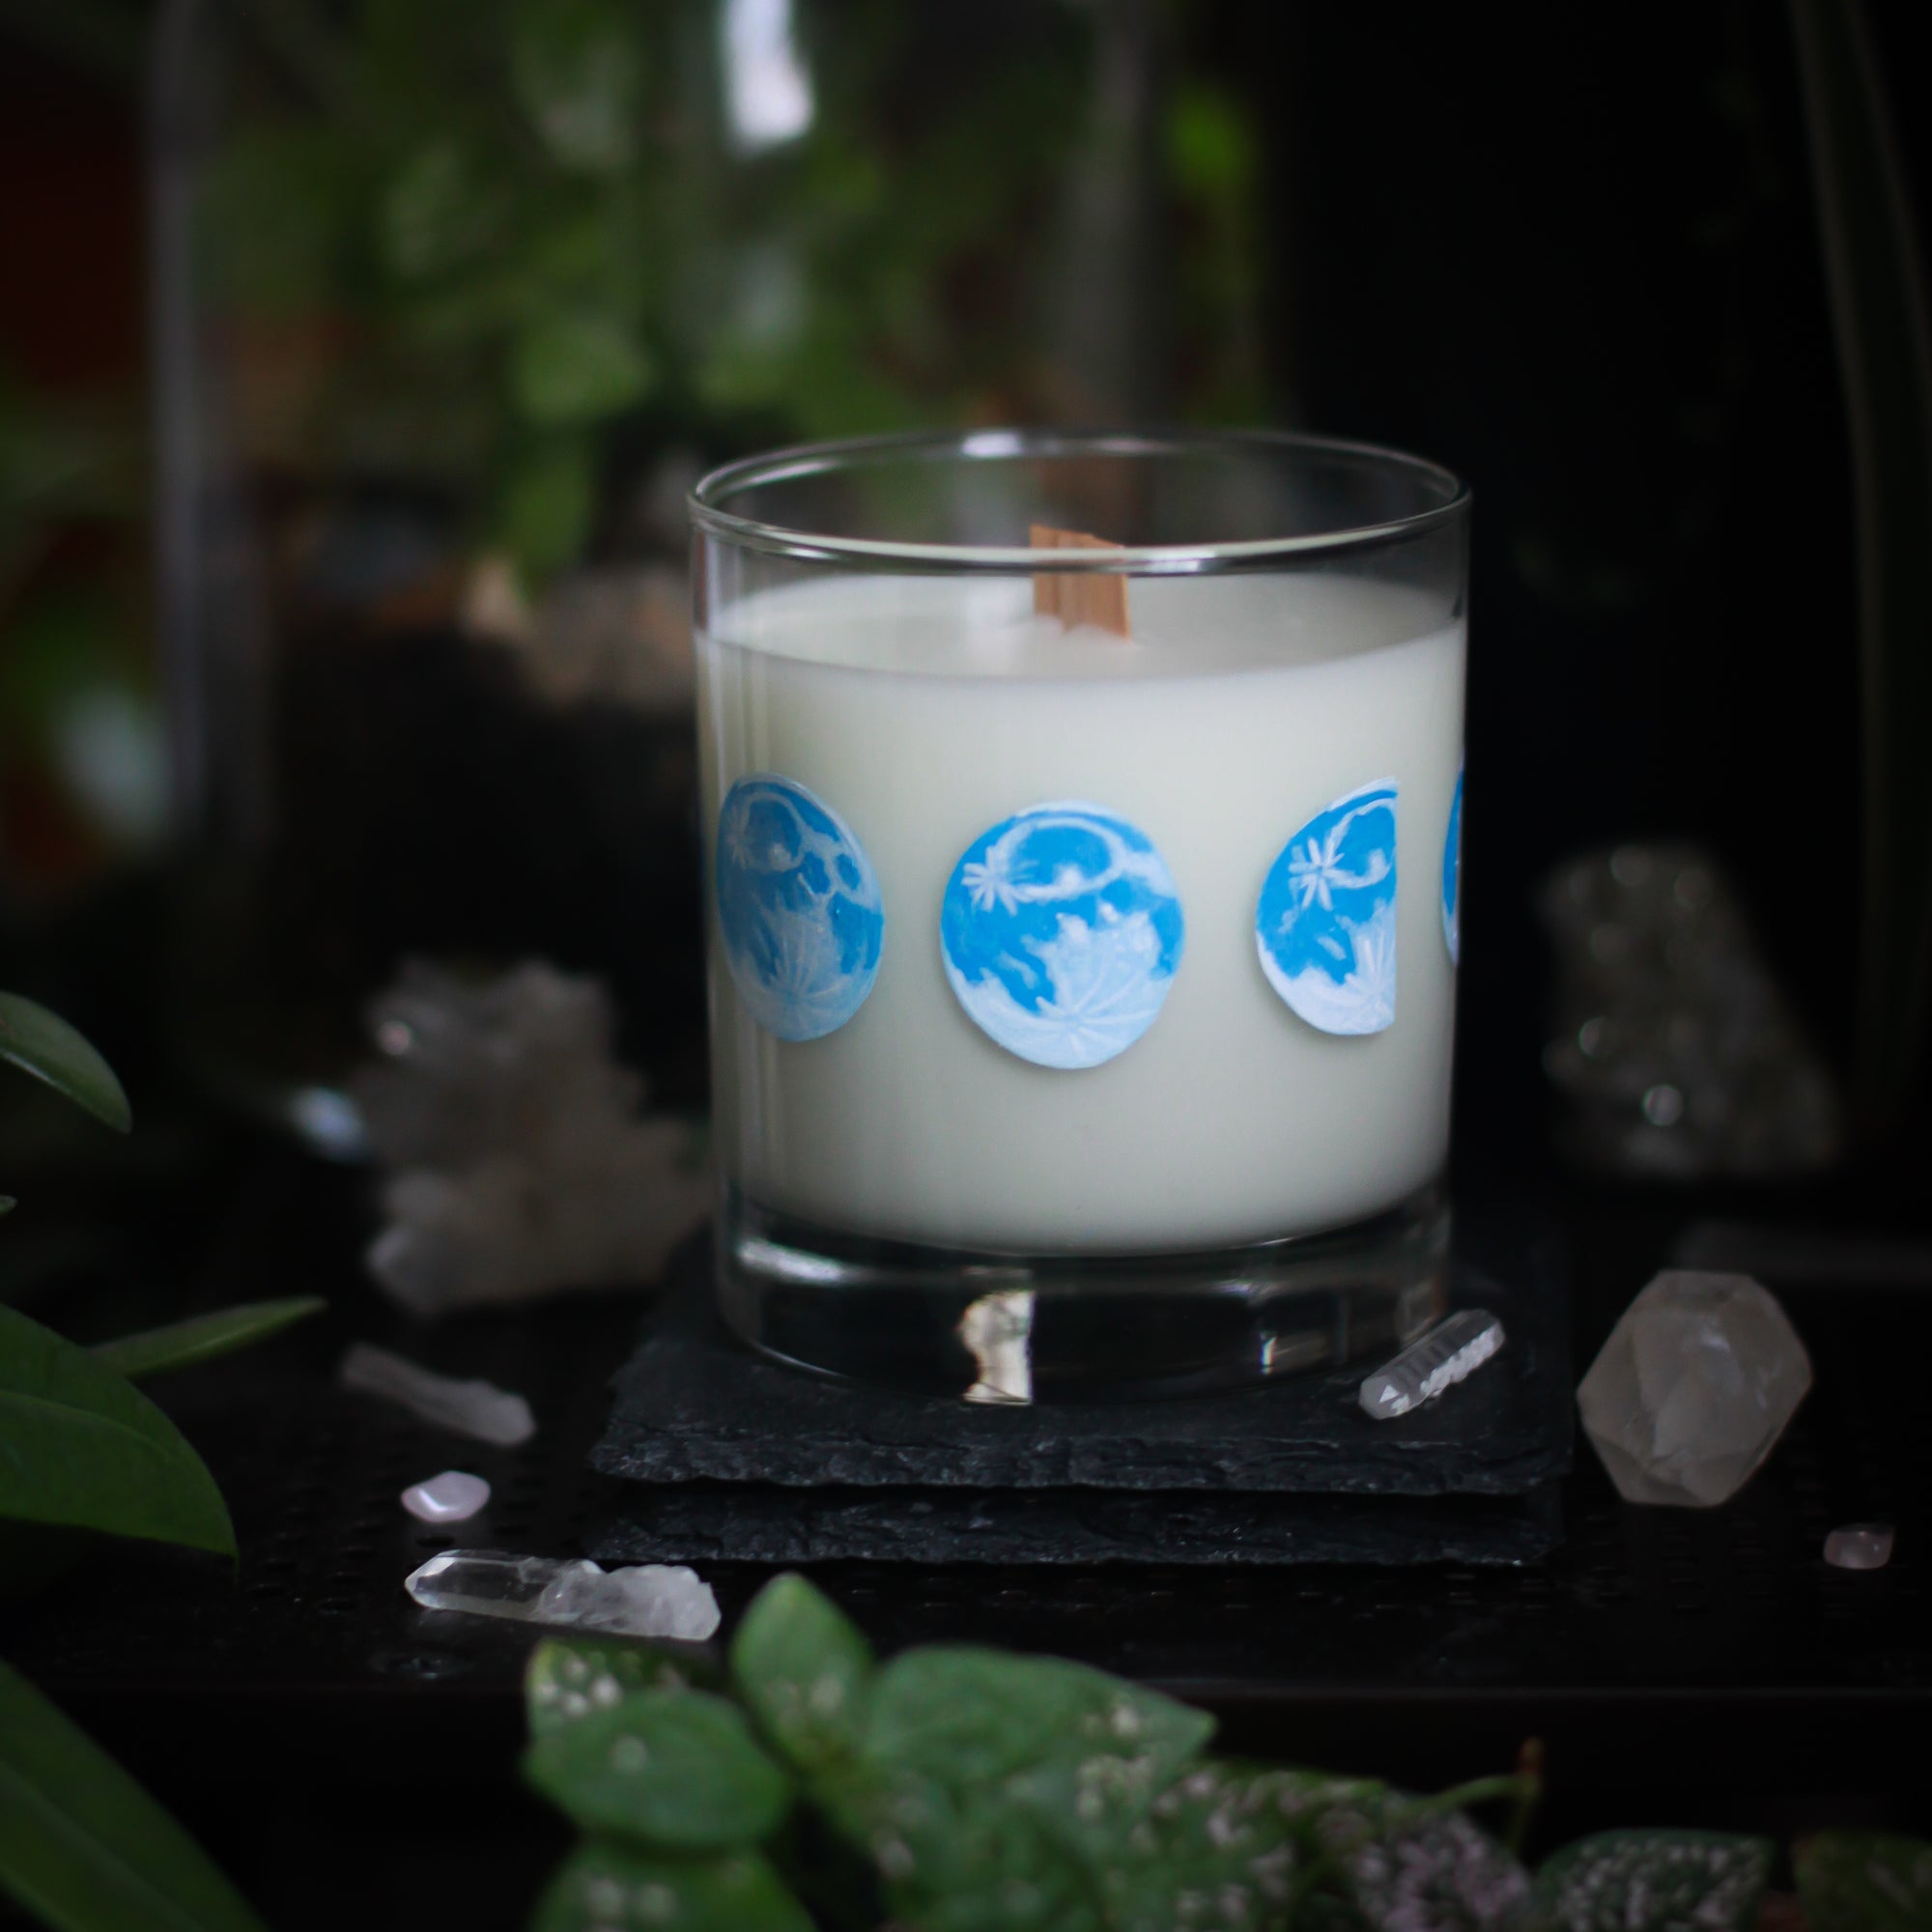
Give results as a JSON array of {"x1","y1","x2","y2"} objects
[
  {"x1": 1442, "y1": 763, "x2": 1463, "y2": 965},
  {"x1": 716, "y1": 775, "x2": 884, "y2": 1041},
  {"x1": 1256, "y1": 780, "x2": 1399, "y2": 1036},
  {"x1": 940, "y1": 802, "x2": 1185, "y2": 1070}
]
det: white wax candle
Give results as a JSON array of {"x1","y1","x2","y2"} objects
[{"x1": 697, "y1": 570, "x2": 1463, "y2": 1253}]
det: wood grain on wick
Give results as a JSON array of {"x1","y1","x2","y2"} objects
[{"x1": 1030, "y1": 523, "x2": 1130, "y2": 639}]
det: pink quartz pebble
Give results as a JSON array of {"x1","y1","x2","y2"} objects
[
  {"x1": 1823, "y1": 1522, "x2": 1894, "y2": 1571},
  {"x1": 402, "y1": 1470, "x2": 492, "y2": 1523}
]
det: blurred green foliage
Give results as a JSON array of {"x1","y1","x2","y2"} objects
[{"x1": 197, "y1": 0, "x2": 1265, "y2": 580}]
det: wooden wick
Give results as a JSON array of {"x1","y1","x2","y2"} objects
[{"x1": 1031, "y1": 523, "x2": 1130, "y2": 639}]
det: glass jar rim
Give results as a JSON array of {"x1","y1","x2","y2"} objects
[{"x1": 689, "y1": 427, "x2": 1468, "y2": 574}]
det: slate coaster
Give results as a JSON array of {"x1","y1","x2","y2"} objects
[
  {"x1": 591, "y1": 1235, "x2": 1571, "y2": 1499},
  {"x1": 592, "y1": 1479, "x2": 1564, "y2": 1569}
]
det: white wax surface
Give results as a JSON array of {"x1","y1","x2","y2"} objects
[{"x1": 697, "y1": 571, "x2": 1464, "y2": 1251}]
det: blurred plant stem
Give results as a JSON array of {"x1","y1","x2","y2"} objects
[{"x1": 1789, "y1": 0, "x2": 1932, "y2": 1144}]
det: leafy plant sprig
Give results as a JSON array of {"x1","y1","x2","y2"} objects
[
  {"x1": 0, "y1": 990, "x2": 324, "y2": 1932},
  {"x1": 519, "y1": 1572, "x2": 1930, "y2": 1930}
]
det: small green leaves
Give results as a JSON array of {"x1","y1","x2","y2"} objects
[
  {"x1": 1308, "y1": 1788, "x2": 1534, "y2": 1930},
  {"x1": 497, "y1": 435, "x2": 596, "y2": 582},
  {"x1": 1535, "y1": 1829, "x2": 1773, "y2": 1930},
  {"x1": 380, "y1": 141, "x2": 497, "y2": 282},
  {"x1": 1095, "y1": 1760, "x2": 1320, "y2": 1932},
  {"x1": 530, "y1": 1840, "x2": 811, "y2": 1932},
  {"x1": 508, "y1": 0, "x2": 642, "y2": 174},
  {"x1": 0, "y1": 992, "x2": 129, "y2": 1133},
  {"x1": 862, "y1": 1646, "x2": 1215, "y2": 1794},
  {"x1": 511, "y1": 311, "x2": 655, "y2": 427},
  {"x1": 526, "y1": 1637, "x2": 722, "y2": 1740},
  {"x1": 90, "y1": 1298, "x2": 327, "y2": 1382},
  {"x1": 0, "y1": 1659, "x2": 269, "y2": 1932},
  {"x1": 0, "y1": 1305, "x2": 235, "y2": 1557},
  {"x1": 523, "y1": 1689, "x2": 790, "y2": 1853},
  {"x1": 1796, "y1": 1830, "x2": 1932, "y2": 1931},
  {"x1": 730, "y1": 1573, "x2": 875, "y2": 1773}
]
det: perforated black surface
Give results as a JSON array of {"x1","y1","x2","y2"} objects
[{"x1": 2, "y1": 1149, "x2": 1927, "y2": 1850}]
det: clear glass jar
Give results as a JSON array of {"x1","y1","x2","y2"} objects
[{"x1": 691, "y1": 428, "x2": 1468, "y2": 1399}]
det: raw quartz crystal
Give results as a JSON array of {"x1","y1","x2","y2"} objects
[
  {"x1": 405, "y1": 1548, "x2": 721, "y2": 1640},
  {"x1": 1537, "y1": 844, "x2": 1840, "y2": 1179},
  {"x1": 350, "y1": 960, "x2": 710, "y2": 1316},
  {"x1": 1824, "y1": 1523, "x2": 1894, "y2": 1571},
  {"x1": 401, "y1": 1470, "x2": 492, "y2": 1523},
  {"x1": 1359, "y1": 1310, "x2": 1506, "y2": 1420},
  {"x1": 1577, "y1": 1270, "x2": 1812, "y2": 1507},
  {"x1": 339, "y1": 1343, "x2": 535, "y2": 1447}
]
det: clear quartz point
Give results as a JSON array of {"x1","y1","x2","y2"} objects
[
  {"x1": 1359, "y1": 1310, "x2": 1506, "y2": 1420},
  {"x1": 1577, "y1": 1269, "x2": 1811, "y2": 1508},
  {"x1": 340, "y1": 1344, "x2": 536, "y2": 1447},
  {"x1": 404, "y1": 1549, "x2": 721, "y2": 1640},
  {"x1": 401, "y1": 1470, "x2": 491, "y2": 1522},
  {"x1": 1824, "y1": 1523, "x2": 1894, "y2": 1571}
]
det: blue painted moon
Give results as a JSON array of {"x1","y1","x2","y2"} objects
[
  {"x1": 941, "y1": 802, "x2": 1184, "y2": 1070},
  {"x1": 1257, "y1": 780, "x2": 1399, "y2": 1036},
  {"x1": 1442, "y1": 763, "x2": 1463, "y2": 965},
  {"x1": 716, "y1": 775, "x2": 884, "y2": 1041}
]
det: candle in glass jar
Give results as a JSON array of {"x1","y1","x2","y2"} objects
[{"x1": 697, "y1": 568, "x2": 1463, "y2": 1254}]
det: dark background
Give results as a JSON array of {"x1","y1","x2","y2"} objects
[{"x1": 2, "y1": 2, "x2": 1929, "y2": 1925}]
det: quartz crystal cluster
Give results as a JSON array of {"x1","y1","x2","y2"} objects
[
  {"x1": 1537, "y1": 844, "x2": 1839, "y2": 1179},
  {"x1": 352, "y1": 960, "x2": 709, "y2": 1316},
  {"x1": 406, "y1": 1549, "x2": 721, "y2": 1640},
  {"x1": 1577, "y1": 1270, "x2": 1811, "y2": 1507}
]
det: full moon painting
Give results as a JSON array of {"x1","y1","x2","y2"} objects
[
  {"x1": 941, "y1": 802, "x2": 1185, "y2": 1070},
  {"x1": 716, "y1": 775, "x2": 885, "y2": 1041},
  {"x1": 1256, "y1": 780, "x2": 1399, "y2": 1036}
]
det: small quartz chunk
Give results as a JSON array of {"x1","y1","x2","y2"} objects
[
  {"x1": 1577, "y1": 1270, "x2": 1811, "y2": 1508},
  {"x1": 1359, "y1": 1310, "x2": 1506, "y2": 1420},
  {"x1": 405, "y1": 1549, "x2": 721, "y2": 1640},
  {"x1": 402, "y1": 1470, "x2": 492, "y2": 1522},
  {"x1": 341, "y1": 1343, "x2": 536, "y2": 1447},
  {"x1": 1824, "y1": 1522, "x2": 1894, "y2": 1571},
  {"x1": 352, "y1": 960, "x2": 710, "y2": 1319}
]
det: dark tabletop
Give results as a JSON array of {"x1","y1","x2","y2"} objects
[{"x1": 2, "y1": 1134, "x2": 1926, "y2": 1928}]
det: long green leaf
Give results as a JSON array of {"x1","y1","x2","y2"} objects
[
  {"x1": 1789, "y1": 0, "x2": 1932, "y2": 1129},
  {"x1": 90, "y1": 1298, "x2": 327, "y2": 1382},
  {"x1": 0, "y1": 1306, "x2": 235, "y2": 1556},
  {"x1": 0, "y1": 993, "x2": 130, "y2": 1133},
  {"x1": 0, "y1": 1659, "x2": 268, "y2": 1932}
]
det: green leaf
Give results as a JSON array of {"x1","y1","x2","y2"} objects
[
  {"x1": 529, "y1": 1839, "x2": 811, "y2": 1932},
  {"x1": 0, "y1": 992, "x2": 130, "y2": 1133},
  {"x1": 861, "y1": 1646, "x2": 1215, "y2": 1793},
  {"x1": 511, "y1": 311, "x2": 655, "y2": 427},
  {"x1": 0, "y1": 1304, "x2": 235, "y2": 1557},
  {"x1": 1535, "y1": 1830, "x2": 1772, "y2": 1931},
  {"x1": 508, "y1": 0, "x2": 641, "y2": 174},
  {"x1": 1797, "y1": 1831, "x2": 1932, "y2": 1932},
  {"x1": 819, "y1": 1767, "x2": 1102, "y2": 1932},
  {"x1": 729, "y1": 1572, "x2": 874, "y2": 1773},
  {"x1": 90, "y1": 1298, "x2": 327, "y2": 1382},
  {"x1": 0, "y1": 1197, "x2": 14, "y2": 1216},
  {"x1": 497, "y1": 436, "x2": 596, "y2": 582},
  {"x1": 523, "y1": 1689, "x2": 790, "y2": 1852},
  {"x1": 526, "y1": 1636, "x2": 724, "y2": 1740},
  {"x1": 1092, "y1": 1760, "x2": 1328, "y2": 1932},
  {"x1": 1305, "y1": 1787, "x2": 1534, "y2": 1930},
  {"x1": 380, "y1": 141, "x2": 498, "y2": 282},
  {"x1": 0, "y1": 1658, "x2": 268, "y2": 1932}
]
